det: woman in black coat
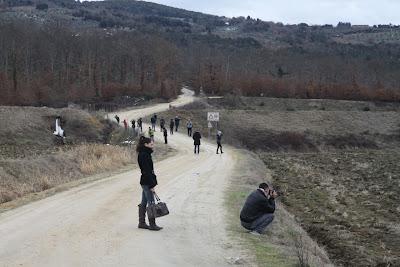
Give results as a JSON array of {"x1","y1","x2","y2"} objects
[
  {"x1": 192, "y1": 131, "x2": 201, "y2": 154},
  {"x1": 136, "y1": 136, "x2": 162, "y2": 231}
]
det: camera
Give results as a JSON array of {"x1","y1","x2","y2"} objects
[{"x1": 268, "y1": 188, "x2": 281, "y2": 198}]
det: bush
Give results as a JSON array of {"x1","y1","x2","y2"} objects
[
  {"x1": 236, "y1": 129, "x2": 317, "y2": 152},
  {"x1": 325, "y1": 134, "x2": 378, "y2": 149}
]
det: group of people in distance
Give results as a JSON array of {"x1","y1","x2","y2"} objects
[
  {"x1": 114, "y1": 113, "x2": 223, "y2": 154},
  {"x1": 115, "y1": 115, "x2": 144, "y2": 136},
  {"x1": 114, "y1": 114, "x2": 224, "y2": 154},
  {"x1": 145, "y1": 113, "x2": 223, "y2": 155}
]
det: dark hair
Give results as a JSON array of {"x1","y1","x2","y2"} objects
[
  {"x1": 136, "y1": 136, "x2": 152, "y2": 152},
  {"x1": 259, "y1": 183, "x2": 269, "y2": 190}
]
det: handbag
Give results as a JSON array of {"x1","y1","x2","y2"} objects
[{"x1": 146, "y1": 193, "x2": 169, "y2": 218}]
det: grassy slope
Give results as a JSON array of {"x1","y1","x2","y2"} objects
[{"x1": 0, "y1": 106, "x2": 176, "y2": 206}]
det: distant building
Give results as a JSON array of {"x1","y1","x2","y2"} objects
[{"x1": 352, "y1": 25, "x2": 370, "y2": 30}]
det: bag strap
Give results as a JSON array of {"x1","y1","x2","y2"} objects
[{"x1": 153, "y1": 192, "x2": 161, "y2": 202}]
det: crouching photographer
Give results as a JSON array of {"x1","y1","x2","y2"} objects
[{"x1": 240, "y1": 182, "x2": 278, "y2": 236}]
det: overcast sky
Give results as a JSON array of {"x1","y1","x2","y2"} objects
[{"x1": 143, "y1": 0, "x2": 400, "y2": 25}]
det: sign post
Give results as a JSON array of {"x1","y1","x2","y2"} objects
[
  {"x1": 207, "y1": 112, "x2": 220, "y2": 138},
  {"x1": 207, "y1": 112, "x2": 220, "y2": 122}
]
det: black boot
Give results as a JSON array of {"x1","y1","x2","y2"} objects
[
  {"x1": 148, "y1": 217, "x2": 163, "y2": 231},
  {"x1": 138, "y1": 204, "x2": 149, "y2": 229}
]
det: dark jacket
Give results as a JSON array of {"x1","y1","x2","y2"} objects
[
  {"x1": 151, "y1": 117, "x2": 156, "y2": 124},
  {"x1": 163, "y1": 128, "x2": 168, "y2": 137},
  {"x1": 170, "y1": 120, "x2": 175, "y2": 128},
  {"x1": 193, "y1": 131, "x2": 201, "y2": 145},
  {"x1": 174, "y1": 117, "x2": 180, "y2": 125},
  {"x1": 137, "y1": 147, "x2": 158, "y2": 188},
  {"x1": 217, "y1": 133, "x2": 222, "y2": 143},
  {"x1": 240, "y1": 189, "x2": 275, "y2": 223}
]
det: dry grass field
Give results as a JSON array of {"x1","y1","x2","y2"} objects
[
  {"x1": 0, "y1": 106, "x2": 174, "y2": 205},
  {"x1": 158, "y1": 96, "x2": 400, "y2": 266},
  {"x1": 0, "y1": 144, "x2": 133, "y2": 203}
]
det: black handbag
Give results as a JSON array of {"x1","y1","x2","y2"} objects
[{"x1": 146, "y1": 193, "x2": 169, "y2": 218}]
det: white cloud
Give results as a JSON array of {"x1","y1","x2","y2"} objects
[{"x1": 145, "y1": 0, "x2": 400, "y2": 25}]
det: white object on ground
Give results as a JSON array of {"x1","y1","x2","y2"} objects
[{"x1": 53, "y1": 118, "x2": 64, "y2": 137}]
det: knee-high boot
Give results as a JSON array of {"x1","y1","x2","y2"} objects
[{"x1": 138, "y1": 204, "x2": 149, "y2": 229}]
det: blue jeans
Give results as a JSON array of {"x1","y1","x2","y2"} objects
[
  {"x1": 241, "y1": 213, "x2": 274, "y2": 234},
  {"x1": 141, "y1": 185, "x2": 155, "y2": 207}
]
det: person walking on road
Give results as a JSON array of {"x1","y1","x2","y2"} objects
[
  {"x1": 131, "y1": 120, "x2": 136, "y2": 137},
  {"x1": 163, "y1": 127, "x2": 168, "y2": 144},
  {"x1": 169, "y1": 119, "x2": 174, "y2": 135},
  {"x1": 216, "y1": 130, "x2": 223, "y2": 154},
  {"x1": 240, "y1": 183, "x2": 277, "y2": 235},
  {"x1": 138, "y1": 118, "x2": 143, "y2": 132},
  {"x1": 151, "y1": 116, "x2": 156, "y2": 131},
  {"x1": 160, "y1": 118, "x2": 165, "y2": 132},
  {"x1": 114, "y1": 115, "x2": 120, "y2": 124},
  {"x1": 148, "y1": 127, "x2": 155, "y2": 142},
  {"x1": 174, "y1": 116, "x2": 181, "y2": 132},
  {"x1": 193, "y1": 130, "x2": 201, "y2": 154},
  {"x1": 123, "y1": 119, "x2": 128, "y2": 130},
  {"x1": 136, "y1": 136, "x2": 163, "y2": 231},
  {"x1": 186, "y1": 119, "x2": 193, "y2": 137}
]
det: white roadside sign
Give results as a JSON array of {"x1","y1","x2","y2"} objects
[
  {"x1": 208, "y1": 122, "x2": 213, "y2": 128},
  {"x1": 207, "y1": 112, "x2": 220, "y2": 122}
]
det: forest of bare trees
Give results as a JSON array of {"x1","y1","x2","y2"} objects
[
  {"x1": 184, "y1": 39, "x2": 400, "y2": 101},
  {"x1": 0, "y1": 21, "x2": 181, "y2": 106}
]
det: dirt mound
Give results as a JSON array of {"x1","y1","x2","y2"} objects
[
  {"x1": 0, "y1": 106, "x2": 134, "y2": 204},
  {"x1": 0, "y1": 106, "x2": 114, "y2": 158}
]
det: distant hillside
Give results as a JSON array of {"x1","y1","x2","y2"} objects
[
  {"x1": 0, "y1": 0, "x2": 399, "y2": 106},
  {"x1": 2, "y1": 0, "x2": 400, "y2": 46}
]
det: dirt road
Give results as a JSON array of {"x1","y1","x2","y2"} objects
[{"x1": 0, "y1": 89, "x2": 248, "y2": 266}]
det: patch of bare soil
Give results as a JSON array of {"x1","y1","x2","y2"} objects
[{"x1": 260, "y1": 150, "x2": 400, "y2": 267}]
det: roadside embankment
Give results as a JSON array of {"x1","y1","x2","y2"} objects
[{"x1": 0, "y1": 106, "x2": 175, "y2": 209}]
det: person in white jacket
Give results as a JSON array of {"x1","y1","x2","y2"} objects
[{"x1": 186, "y1": 119, "x2": 193, "y2": 137}]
